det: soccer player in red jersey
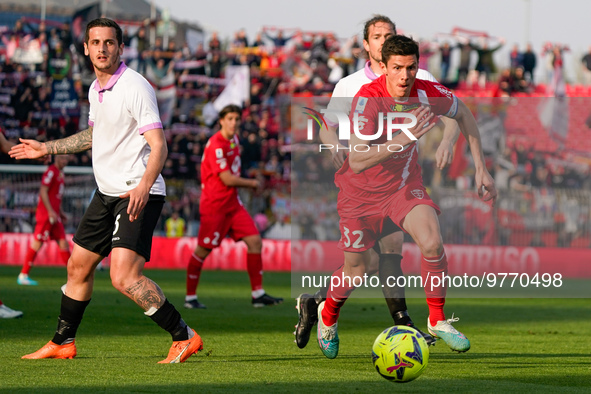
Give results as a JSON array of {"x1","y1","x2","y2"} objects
[
  {"x1": 316, "y1": 35, "x2": 497, "y2": 358},
  {"x1": 18, "y1": 155, "x2": 71, "y2": 286},
  {"x1": 184, "y1": 105, "x2": 283, "y2": 309},
  {"x1": 296, "y1": 15, "x2": 459, "y2": 350}
]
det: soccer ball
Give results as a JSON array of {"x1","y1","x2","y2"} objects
[{"x1": 371, "y1": 326, "x2": 429, "y2": 383}]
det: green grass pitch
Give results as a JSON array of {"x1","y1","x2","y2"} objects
[{"x1": 1, "y1": 266, "x2": 590, "y2": 393}]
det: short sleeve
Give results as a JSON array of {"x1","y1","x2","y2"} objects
[
  {"x1": 424, "y1": 82, "x2": 458, "y2": 118},
  {"x1": 208, "y1": 139, "x2": 231, "y2": 175},
  {"x1": 88, "y1": 83, "x2": 95, "y2": 127},
  {"x1": 127, "y1": 77, "x2": 163, "y2": 135},
  {"x1": 417, "y1": 69, "x2": 439, "y2": 83},
  {"x1": 325, "y1": 80, "x2": 353, "y2": 126}
]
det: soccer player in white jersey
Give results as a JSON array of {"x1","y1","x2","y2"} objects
[
  {"x1": 295, "y1": 15, "x2": 460, "y2": 350},
  {"x1": 10, "y1": 18, "x2": 202, "y2": 363}
]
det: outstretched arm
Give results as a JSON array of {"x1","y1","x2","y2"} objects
[
  {"x1": 9, "y1": 127, "x2": 93, "y2": 159},
  {"x1": 0, "y1": 132, "x2": 14, "y2": 154},
  {"x1": 219, "y1": 171, "x2": 259, "y2": 188}
]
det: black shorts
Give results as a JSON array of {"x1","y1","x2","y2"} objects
[{"x1": 73, "y1": 190, "x2": 164, "y2": 262}]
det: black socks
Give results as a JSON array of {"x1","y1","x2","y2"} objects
[
  {"x1": 148, "y1": 299, "x2": 189, "y2": 341},
  {"x1": 52, "y1": 293, "x2": 91, "y2": 345}
]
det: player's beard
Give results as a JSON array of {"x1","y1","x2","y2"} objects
[
  {"x1": 93, "y1": 53, "x2": 121, "y2": 73},
  {"x1": 370, "y1": 52, "x2": 381, "y2": 67}
]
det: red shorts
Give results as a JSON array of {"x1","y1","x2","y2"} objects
[
  {"x1": 198, "y1": 205, "x2": 259, "y2": 249},
  {"x1": 34, "y1": 218, "x2": 66, "y2": 242},
  {"x1": 337, "y1": 181, "x2": 440, "y2": 252}
]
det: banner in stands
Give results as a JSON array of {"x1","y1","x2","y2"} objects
[
  {"x1": 50, "y1": 79, "x2": 79, "y2": 111},
  {"x1": 1, "y1": 233, "x2": 590, "y2": 278}
]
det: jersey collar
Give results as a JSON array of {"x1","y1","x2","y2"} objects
[
  {"x1": 94, "y1": 62, "x2": 127, "y2": 102},
  {"x1": 364, "y1": 61, "x2": 379, "y2": 81}
]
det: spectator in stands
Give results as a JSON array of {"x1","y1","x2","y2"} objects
[
  {"x1": 165, "y1": 210, "x2": 186, "y2": 237},
  {"x1": 498, "y1": 68, "x2": 513, "y2": 96},
  {"x1": 208, "y1": 32, "x2": 221, "y2": 52},
  {"x1": 521, "y1": 43, "x2": 537, "y2": 83},
  {"x1": 513, "y1": 67, "x2": 531, "y2": 93},
  {"x1": 265, "y1": 214, "x2": 293, "y2": 239},
  {"x1": 252, "y1": 32, "x2": 265, "y2": 47},
  {"x1": 581, "y1": 46, "x2": 591, "y2": 85},
  {"x1": 545, "y1": 43, "x2": 569, "y2": 96},
  {"x1": 418, "y1": 40, "x2": 435, "y2": 72},
  {"x1": 263, "y1": 28, "x2": 295, "y2": 49},
  {"x1": 327, "y1": 58, "x2": 344, "y2": 84},
  {"x1": 253, "y1": 212, "x2": 270, "y2": 236},
  {"x1": 509, "y1": 44, "x2": 522, "y2": 70},
  {"x1": 131, "y1": 27, "x2": 149, "y2": 75},
  {"x1": 471, "y1": 37, "x2": 505, "y2": 87},
  {"x1": 209, "y1": 52, "x2": 224, "y2": 78},
  {"x1": 456, "y1": 35, "x2": 472, "y2": 83},
  {"x1": 439, "y1": 41, "x2": 454, "y2": 82}
]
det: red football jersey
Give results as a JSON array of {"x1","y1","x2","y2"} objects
[
  {"x1": 36, "y1": 164, "x2": 65, "y2": 222},
  {"x1": 200, "y1": 131, "x2": 242, "y2": 213},
  {"x1": 335, "y1": 75, "x2": 458, "y2": 200}
]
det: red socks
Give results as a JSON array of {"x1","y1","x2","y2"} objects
[
  {"x1": 422, "y1": 252, "x2": 448, "y2": 326},
  {"x1": 21, "y1": 247, "x2": 37, "y2": 275},
  {"x1": 246, "y1": 253, "x2": 263, "y2": 291},
  {"x1": 186, "y1": 253, "x2": 205, "y2": 297},
  {"x1": 322, "y1": 266, "x2": 355, "y2": 326}
]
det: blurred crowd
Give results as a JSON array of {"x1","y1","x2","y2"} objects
[{"x1": 1, "y1": 17, "x2": 591, "y2": 246}]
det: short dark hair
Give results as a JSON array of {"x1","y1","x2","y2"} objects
[
  {"x1": 381, "y1": 35, "x2": 419, "y2": 64},
  {"x1": 219, "y1": 104, "x2": 242, "y2": 120},
  {"x1": 85, "y1": 18, "x2": 123, "y2": 46},
  {"x1": 363, "y1": 15, "x2": 396, "y2": 41}
]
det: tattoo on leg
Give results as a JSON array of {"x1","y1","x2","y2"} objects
[{"x1": 125, "y1": 277, "x2": 165, "y2": 311}]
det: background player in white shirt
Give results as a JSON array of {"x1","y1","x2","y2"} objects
[
  {"x1": 11, "y1": 18, "x2": 201, "y2": 364},
  {"x1": 295, "y1": 15, "x2": 461, "y2": 350}
]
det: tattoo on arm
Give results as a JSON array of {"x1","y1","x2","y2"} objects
[
  {"x1": 46, "y1": 127, "x2": 93, "y2": 154},
  {"x1": 125, "y1": 277, "x2": 165, "y2": 311}
]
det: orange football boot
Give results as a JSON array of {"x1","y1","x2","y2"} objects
[
  {"x1": 22, "y1": 341, "x2": 77, "y2": 359},
  {"x1": 158, "y1": 329, "x2": 203, "y2": 364}
]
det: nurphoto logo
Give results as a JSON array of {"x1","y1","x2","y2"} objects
[{"x1": 304, "y1": 106, "x2": 418, "y2": 153}]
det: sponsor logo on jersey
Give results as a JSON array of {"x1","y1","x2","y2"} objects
[
  {"x1": 411, "y1": 189, "x2": 424, "y2": 199},
  {"x1": 355, "y1": 97, "x2": 368, "y2": 114},
  {"x1": 434, "y1": 84, "x2": 453, "y2": 99},
  {"x1": 219, "y1": 159, "x2": 227, "y2": 169},
  {"x1": 390, "y1": 103, "x2": 420, "y2": 112}
]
